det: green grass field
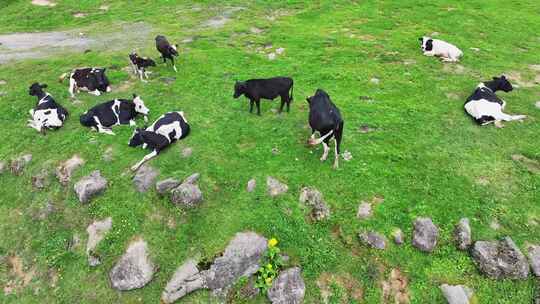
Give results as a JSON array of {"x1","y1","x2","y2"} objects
[{"x1": 1, "y1": 1, "x2": 539, "y2": 303}]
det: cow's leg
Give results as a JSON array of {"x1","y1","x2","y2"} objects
[
  {"x1": 320, "y1": 141, "x2": 330, "y2": 162},
  {"x1": 162, "y1": 56, "x2": 166, "y2": 64},
  {"x1": 497, "y1": 112, "x2": 527, "y2": 122},
  {"x1": 333, "y1": 123, "x2": 343, "y2": 169},
  {"x1": 129, "y1": 120, "x2": 136, "y2": 127},
  {"x1": 131, "y1": 150, "x2": 158, "y2": 171},
  {"x1": 90, "y1": 90, "x2": 101, "y2": 96},
  {"x1": 29, "y1": 109, "x2": 34, "y2": 116},
  {"x1": 171, "y1": 57, "x2": 178, "y2": 72},
  {"x1": 279, "y1": 95, "x2": 286, "y2": 113},
  {"x1": 256, "y1": 99, "x2": 261, "y2": 116},
  {"x1": 286, "y1": 98, "x2": 291, "y2": 113},
  {"x1": 93, "y1": 116, "x2": 115, "y2": 135},
  {"x1": 423, "y1": 51, "x2": 436, "y2": 57},
  {"x1": 69, "y1": 78, "x2": 76, "y2": 97},
  {"x1": 249, "y1": 99, "x2": 254, "y2": 113}
]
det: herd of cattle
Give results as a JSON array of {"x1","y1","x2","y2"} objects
[{"x1": 27, "y1": 35, "x2": 528, "y2": 170}]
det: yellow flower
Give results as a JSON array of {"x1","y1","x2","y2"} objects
[
  {"x1": 268, "y1": 238, "x2": 278, "y2": 247},
  {"x1": 265, "y1": 277, "x2": 273, "y2": 284},
  {"x1": 267, "y1": 263, "x2": 273, "y2": 270}
]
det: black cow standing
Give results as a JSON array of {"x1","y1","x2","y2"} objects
[
  {"x1": 306, "y1": 89, "x2": 344, "y2": 169},
  {"x1": 27, "y1": 83, "x2": 68, "y2": 133},
  {"x1": 129, "y1": 52, "x2": 156, "y2": 82},
  {"x1": 233, "y1": 77, "x2": 294, "y2": 115},
  {"x1": 155, "y1": 35, "x2": 179, "y2": 72},
  {"x1": 128, "y1": 111, "x2": 190, "y2": 171}
]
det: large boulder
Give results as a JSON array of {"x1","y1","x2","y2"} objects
[
  {"x1": 56, "y1": 154, "x2": 85, "y2": 186},
  {"x1": 528, "y1": 244, "x2": 540, "y2": 277},
  {"x1": 358, "y1": 231, "x2": 386, "y2": 250},
  {"x1": 267, "y1": 176, "x2": 288, "y2": 197},
  {"x1": 161, "y1": 259, "x2": 206, "y2": 304},
  {"x1": 74, "y1": 170, "x2": 107, "y2": 204},
  {"x1": 267, "y1": 267, "x2": 305, "y2": 304},
  {"x1": 454, "y1": 218, "x2": 472, "y2": 251},
  {"x1": 299, "y1": 187, "x2": 331, "y2": 221},
  {"x1": 86, "y1": 217, "x2": 113, "y2": 266},
  {"x1": 412, "y1": 217, "x2": 439, "y2": 252},
  {"x1": 204, "y1": 232, "x2": 267, "y2": 291},
  {"x1": 10, "y1": 154, "x2": 32, "y2": 175},
  {"x1": 109, "y1": 239, "x2": 155, "y2": 290},
  {"x1": 471, "y1": 237, "x2": 529, "y2": 279},
  {"x1": 440, "y1": 284, "x2": 473, "y2": 304},
  {"x1": 170, "y1": 174, "x2": 203, "y2": 208},
  {"x1": 133, "y1": 165, "x2": 159, "y2": 193}
]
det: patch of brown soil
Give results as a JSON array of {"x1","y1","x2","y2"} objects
[
  {"x1": 381, "y1": 269, "x2": 410, "y2": 304},
  {"x1": 317, "y1": 272, "x2": 363, "y2": 303}
]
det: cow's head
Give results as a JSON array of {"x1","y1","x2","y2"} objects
[
  {"x1": 419, "y1": 36, "x2": 433, "y2": 51},
  {"x1": 92, "y1": 68, "x2": 111, "y2": 92},
  {"x1": 29, "y1": 83, "x2": 47, "y2": 96},
  {"x1": 133, "y1": 94, "x2": 150, "y2": 117},
  {"x1": 128, "y1": 128, "x2": 144, "y2": 147},
  {"x1": 233, "y1": 81, "x2": 246, "y2": 98},
  {"x1": 492, "y1": 75, "x2": 513, "y2": 92}
]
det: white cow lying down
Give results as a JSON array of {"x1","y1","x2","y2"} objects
[
  {"x1": 419, "y1": 36, "x2": 463, "y2": 62},
  {"x1": 464, "y1": 75, "x2": 526, "y2": 126}
]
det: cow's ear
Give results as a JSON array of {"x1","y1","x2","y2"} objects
[
  {"x1": 418, "y1": 37, "x2": 423, "y2": 41},
  {"x1": 41, "y1": 84, "x2": 48, "y2": 88},
  {"x1": 306, "y1": 97, "x2": 311, "y2": 104},
  {"x1": 133, "y1": 93, "x2": 137, "y2": 99},
  {"x1": 501, "y1": 75, "x2": 506, "y2": 80}
]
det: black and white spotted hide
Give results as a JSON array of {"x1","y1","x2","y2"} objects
[{"x1": 27, "y1": 83, "x2": 68, "y2": 133}]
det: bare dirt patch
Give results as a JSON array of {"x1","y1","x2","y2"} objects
[
  {"x1": 381, "y1": 269, "x2": 410, "y2": 304},
  {"x1": 317, "y1": 272, "x2": 363, "y2": 303},
  {"x1": 3, "y1": 255, "x2": 36, "y2": 296},
  {"x1": 0, "y1": 22, "x2": 153, "y2": 63},
  {"x1": 203, "y1": 7, "x2": 244, "y2": 28},
  {"x1": 505, "y1": 71, "x2": 539, "y2": 88},
  {"x1": 512, "y1": 154, "x2": 540, "y2": 174}
]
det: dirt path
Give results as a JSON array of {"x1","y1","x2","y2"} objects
[{"x1": 0, "y1": 22, "x2": 153, "y2": 63}]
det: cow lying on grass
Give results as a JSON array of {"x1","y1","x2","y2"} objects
[
  {"x1": 306, "y1": 89, "x2": 343, "y2": 169},
  {"x1": 464, "y1": 75, "x2": 526, "y2": 126},
  {"x1": 80, "y1": 94, "x2": 149, "y2": 135},
  {"x1": 419, "y1": 36, "x2": 463, "y2": 62},
  {"x1": 128, "y1": 111, "x2": 190, "y2": 171},
  {"x1": 129, "y1": 51, "x2": 156, "y2": 82},
  {"x1": 233, "y1": 77, "x2": 294, "y2": 115},
  {"x1": 27, "y1": 83, "x2": 68, "y2": 133},
  {"x1": 59, "y1": 68, "x2": 111, "y2": 97}
]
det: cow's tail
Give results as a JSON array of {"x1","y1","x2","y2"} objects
[
  {"x1": 79, "y1": 112, "x2": 94, "y2": 127},
  {"x1": 289, "y1": 80, "x2": 294, "y2": 101},
  {"x1": 58, "y1": 72, "x2": 69, "y2": 83}
]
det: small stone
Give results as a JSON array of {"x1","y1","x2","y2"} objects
[
  {"x1": 99, "y1": 4, "x2": 109, "y2": 10},
  {"x1": 358, "y1": 124, "x2": 377, "y2": 133},
  {"x1": 109, "y1": 239, "x2": 155, "y2": 291},
  {"x1": 358, "y1": 231, "x2": 386, "y2": 250},
  {"x1": 32, "y1": 168, "x2": 50, "y2": 190},
  {"x1": 471, "y1": 237, "x2": 529, "y2": 279},
  {"x1": 470, "y1": 47, "x2": 480, "y2": 52},
  {"x1": 271, "y1": 147, "x2": 280, "y2": 155},
  {"x1": 454, "y1": 218, "x2": 472, "y2": 250},
  {"x1": 370, "y1": 78, "x2": 380, "y2": 85},
  {"x1": 156, "y1": 178, "x2": 181, "y2": 196},
  {"x1": 181, "y1": 147, "x2": 193, "y2": 158},
  {"x1": 183, "y1": 173, "x2": 200, "y2": 185},
  {"x1": 356, "y1": 202, "x2": 372, "y2": 219},
  {"x1": 342, "y1": 151, "x2": 352, "y2": 161},
  {"x1": 74, "y1": 170, "x2": 108, "y2": 204},
  {"x1": 275, "y1": 47, "x2": 285, "y2": 55},
  {"x1": 299, "y1": 187, "x2": 330, "y2": 221},
  {"x1": 73, "y1": 12, "x2": 87, "y2": 18},
  {"x1": 440, "y1": 284, "x2": 473, "y2": 304},
  {"x1": 133, "y1": 165, "x2": 159, "y2": 193},
  {"x1": 267, "y1": 267, "x2": 305, "y2": 304},
  {"x1": 267, "y1": 176, "x2": 288, "y2": 197},
  {"x1": 56, "y1": 154, "x2": 85, "y2": 186},
  {"x1": 246, "y1": 179, "x2": 256, "y2": 192},
  {"x1": 0, "y1": 80, "x2": 6, "y2": 85},
  {"x1": 392, "y1": 229, "x2": 404, "y2": 245},
  {"x1": 250, "y1": 27, "x2": 263, "y2": 34},
  {"x1": 268, "y1": 53, "x2": 277, "y2": 60},
  {"x1": 31, "y1": 0, "x2": 56, "y2": 7},
  {"x1": 86, "y1": 217, "x2": 112, "y2": 266},
  {"x1": 527, "y1": 245, "x2": 540, "y2": 277},
  {"x1": 10, "y1": 154, "x2": 32, "y2": 175},
  {"x1": 161, "y1": 259, "x2": 205, "y2": 303},
  {"x1": 412, "y1": 217, "x2": 439, "y2": 252}
]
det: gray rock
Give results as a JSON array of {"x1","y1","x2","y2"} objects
[
  {"x1": 299, "y1": 187, "x2": 331, "y2": 221},
  {"x1": 204, "y1": 232, "x2": 267, "y2": 291},
  {"x1": 32, "y1": 168, "x2": 50, "y2": 190},
  {"x1": 440, "y1": 284, "x2": 473, "y2": 304},
  {"x1": 527, "y1": 245, "x2": 540, "y2": 276},
  {"x1": 156, "y1": 178, "x2": 181, "y2": 195},
  {"x1": 133, "y1": 165, "x2": 159, "y2": 193},
  {"x1": 392, "y1": 228, "x2": 404, "y2": 245},
  {"x1": 161, "y1": 259, "x2": 206, "y2": 303},
  {"x1": 110, "y1": 239, "x2": 155, "y2": 291},
  {"x1": 359, "y1": 231, "x2": 387, "y2": 250},
  {"x1": 74, "y1": 170, "x2": 107, "y2": 204},
  {"x1": 86, "y1": 217, "x2": 113, "y2": 266},
  {"x1": 56, "y1": 154, "x2": 84, "y2": 186},
  {"x1": 356, "y1": 202, "x2": 372, "y2": 219},
  {"x1": 454, "y1": 218, "x2": 472, "y2": 250},
  {"x1": 183, "y1": 173, "x2": 200, "y2": 185},
  {"x1": 267, "y1": 177, "x2": 288, "y2": 197},
  {"x1": 10, "y1": 154, "x2": 32, "y2": 175},
  {"x1": 247, "y1": 179, "x2": 256, "y2": 192},
  {"x1": 267, "y1": 267, "x2": 305, "y2": 304},
  {"x1": 471, "y1": 237, "x2": 529, "y2": 279},
  {"x1": 412, "y1": 217, "x2": 439, "y2": 252}
]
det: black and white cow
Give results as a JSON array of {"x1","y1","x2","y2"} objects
[
  {"x1": 128, "y1": 111, "x2": 190, "y2": 171},
  {"x1": 79, "y1": 94, "x2": 149, "y2": 135},
  {"x1": 27, "y1": 83, "x2": 68, "y2": 133},
  {"x1": 306, "y1": 89, "x2": 344, "y2": 169},
  {"x1": 129, "y1": 52, "x2": 156, "y2": 82},
  {"x1": 155, "y1": 35, "x2": 179, "y2": 72},
  {"x1": 233, "y1": 77, "x2": 294, "y2": 115},
  {"x1": 59, "y1": 68, "x2": 111, "y2": 97},
  {"x1": 464, "y1": 75, "x2": 526, "y2": 126},
  {"x1": 419, "y1": 36, "x2": 463, "y2": 62}
]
